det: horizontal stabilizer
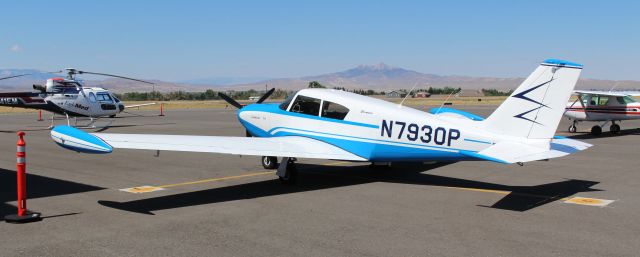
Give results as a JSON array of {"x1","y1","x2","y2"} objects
[
  {"x1": 460, "y1": 137, "x2": 592, "y2": 164},
  {"x1": 430, "y1": 107, "x2": 484, "y2": 121}
]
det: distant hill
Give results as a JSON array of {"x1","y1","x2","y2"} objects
[
  {"x1": 2, "y1": 65, "x2": 640, "y2": 93},
  {"x1": 221, "y1": 63, "x2": 640, "y2": 91}
]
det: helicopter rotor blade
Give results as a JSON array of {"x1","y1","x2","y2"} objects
[
  {"x1": 256, "y1": 88, "x2": 275, "y2": 104},
  {"x1": 76, "y1": 71, "x2": 155, "y2": 84},
  {"x1": 0, "y1": 70, "x2": 62, "y2": 81},
  {"x1": 218, "y1": 92, "x2": 244, "y2": 109}
]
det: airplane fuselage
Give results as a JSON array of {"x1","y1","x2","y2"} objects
[
  {"x1": 237, "y1": 90, "x2": 503, "y2": 162},
  {"x1": 564, "y1": 101, "x2": 640, "y2": 121}
]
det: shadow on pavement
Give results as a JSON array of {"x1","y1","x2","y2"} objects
[
  {"x1": 1, "y1": 168, "x2": 104, "y2": 220},
  {"x1": 99, "y1": 162, "x2": 601, "y2": 214}
]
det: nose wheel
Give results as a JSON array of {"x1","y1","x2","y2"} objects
[{"x1": 568, "y1": 124, "x2": 577, "y2": 133}]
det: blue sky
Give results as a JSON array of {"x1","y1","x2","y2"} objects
[{"x1": 1, "y1": 0, "x2": 638, "y2": 81}]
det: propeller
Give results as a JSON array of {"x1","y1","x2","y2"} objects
[
  {"x1": 256, "y1": 88, "x2": 275, "y2": 103},
  {"x1": 218, "y1": 88, "x2": 276, "y2": 109},
  {"x1": 218, "y1": 92, "x2": 244, "y2": 109},
  {"x1": 218, "y1": 88, "x2": 276, "y2": 137},
  {"x1": 0, "y1": 70, "x2": 63, "y2": 81}
]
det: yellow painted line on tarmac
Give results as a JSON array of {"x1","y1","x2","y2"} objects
[
  {"x1": 120, "y1": 161, "x2": 353, "y2": 193},
  {"x1": 158, "y1": 171, "x2": 276, "y2": 188}
]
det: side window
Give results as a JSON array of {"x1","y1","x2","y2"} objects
[
  {"x1": 89, "y1": 92, "x2": 97, "y2": 103},
  {"x1": 598, "y1": 96, "x2": 609, "y2": 106},
  {"x1": 321, "y1": 101, "x2": 349, "y2": 120},
  {"x1": 289, "y1": 95, "x2": 321, "y2": 116}
]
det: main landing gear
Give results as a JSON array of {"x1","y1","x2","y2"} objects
[
  {"x1": 276, "y1": 157, "x2": 298, "y2": 185},
  {"x1": 570, "y1": 120, "x2": 622, "y2": 136},
  {"x1": 261, "y1": 156, "x2": 278, "y2": 169},
  {"x1": 589, "y1": 121, "x2": 621, "y2": 136},
  {"x1": 610, "y1": 122, "x2": 621, "y2": 134}
]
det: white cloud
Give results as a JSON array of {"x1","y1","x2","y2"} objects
[{"x1": 9, "y1": 44, "x2": 22, "y2": 52}]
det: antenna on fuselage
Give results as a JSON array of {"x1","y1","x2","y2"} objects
[
  {"x1": 399, "y1": 82, "x2": 419, "y2": 107},
  {"x1": 434, "y1": 89, "x2": 458, "y2": 114}
]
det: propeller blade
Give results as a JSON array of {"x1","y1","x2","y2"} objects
[
  {"x1": 0, "y1": 70, "x2": 62, "y2": 81},
  {"x1": 77, "y1": 71, "x2": 155, "y2": 84},
  {"x1": 256, "y1": 88, "x2": 275, "y2": 103},
  {"x1": 218, "y1": 92, "x2": 244, "y2": 109}
]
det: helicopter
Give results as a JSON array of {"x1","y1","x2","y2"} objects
[{"x1": 0, "y1": 68, "x2": 155, "y2": 127}]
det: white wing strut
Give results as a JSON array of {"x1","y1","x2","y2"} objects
[{"x1": 92, "y1": 133, "x2": 367, "y2": 161}]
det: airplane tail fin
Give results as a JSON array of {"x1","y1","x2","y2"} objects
[{"x1": 482, "y1": 59, "x2": 583, "y2": 139}]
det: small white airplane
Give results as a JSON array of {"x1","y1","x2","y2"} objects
[
  {"x1": 564, "y1": 90, "x2": 640, "y2": 135},
  {"x1": 50, "y1": 59, "x2": 591, "y2": 184},
  {"x1": 0, "y1": 68, "x2": 155, "y2": 127}
]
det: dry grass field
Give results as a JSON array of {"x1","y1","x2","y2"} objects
[{"x1": 0, "y1": 95, "x2": 509, "y2": 114}]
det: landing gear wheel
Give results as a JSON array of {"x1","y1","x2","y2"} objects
[
  {"x1": 591, "y1": 125, "x2": 602, "y2": 136},
  {"x1": 278, "y1": 164, "x2": 297, "y2": 185},
  {"x1": 261, "y1": 156, "x2": 278, "y2": 169},
  {"x1": 568, "y1": 125, "x2": 577, "y2": 133},
  {"x1": 276, "y1": 157, "x2": 298, "y2": 185},
  {"x1": 109, "y1": 114, "x2": 116, "y2": 118},
  {"x1": 610, "y1": 124, "x2": 621, "y2": 134}
]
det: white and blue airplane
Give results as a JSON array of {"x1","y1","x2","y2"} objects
[{"x1": 50, "y1": 59, "x2": 592, "y2": 184}]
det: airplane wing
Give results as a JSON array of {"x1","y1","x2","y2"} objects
[
  {"x1": 125, "y1": 102, "x2": 156, "y2": 108},
  {"x1": 50, "y1": 125, "x2": 367, "y2": 161},
  {"x1": 574, "y1": 90, "x2": 640, "y2": 97},
  {"x1": 460, "y1": 137, "x2": 592, "y2": 164}
]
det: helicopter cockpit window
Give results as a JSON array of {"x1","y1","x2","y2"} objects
[
  {"x1": 96, "y1": 93, "x2": 114, "y2": 103},
  {"x1": 289, "y1": 95, "x2": 321, "y2": 116},
  {"x1": 88, "y1": 92, "x2": 97, "y2": 103}
]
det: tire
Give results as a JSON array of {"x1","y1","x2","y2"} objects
[
  {"x1": 610, "y1": 124, "x2": 621, "y2": 134},
  {"x1": 109, "y1": 114, "x2": 116, "y2": 118},
  {"x1": 568, "y1": 125, "x2": 577, "y2": 133},
  {"x1": 261, "y1": 156, "x2": 278, "y2": 170},
  {"x1": 591, "y1": 125, "x2": 602, "y2": 136},
  {"x1": 278, "y1": 164, "x2": 297, "y2": 185}
]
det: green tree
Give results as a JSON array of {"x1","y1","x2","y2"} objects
[{"x1": 308, "y1": 81, "x2": 326, "y2": 88}]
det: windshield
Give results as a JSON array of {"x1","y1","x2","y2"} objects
[{"x1": 279, "y1": 93, "x2": 296, "y2": 110}]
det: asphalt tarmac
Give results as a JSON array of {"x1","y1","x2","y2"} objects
[{"x1": 1, "y1": 106, "x2": 639, "y2": 257}]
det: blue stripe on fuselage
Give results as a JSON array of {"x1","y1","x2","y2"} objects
[{"x1": 236, "y1": 104, "x2": 475, "y2": 161}]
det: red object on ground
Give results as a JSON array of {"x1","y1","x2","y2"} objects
[
  {"x1": 16, "y1": 132, "x2": 27, "y2": 216},
  {"x1": 4, "y1": 132, "x2": 41, "y2": 223},
  {"x1": 159, "y1": 103, "x2": 165, "y2": 116},
  {"x1": 37, "y1": 110, "x2": 44, "y2": 121}
]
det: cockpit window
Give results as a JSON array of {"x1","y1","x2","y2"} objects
[
  {"x1": 96, "y1": 93, "x2": 113, "y2": 103},
  {"x1": 321, "y1": 101, "x2": 349, "y2": 120},
  {"x1": 279, "y1": 94, "x2": 295, "y2": 110},
  {"x1": 289, "y1": 95, "x2": 321, "y2": 116}
]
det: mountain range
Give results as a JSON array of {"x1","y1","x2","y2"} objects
[{"x1": 1, "y1": 64, "x2": 639, "y2": 93}]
